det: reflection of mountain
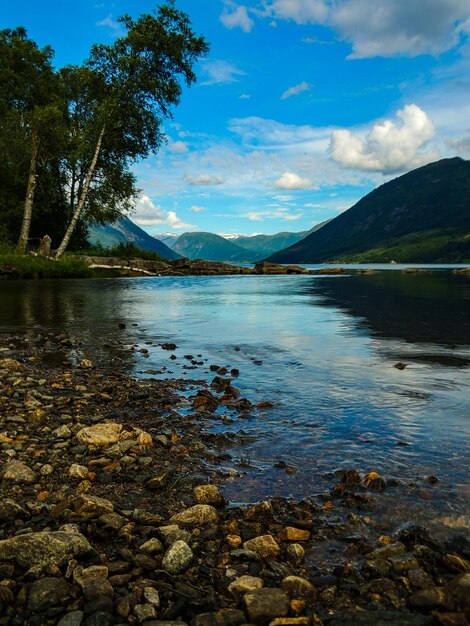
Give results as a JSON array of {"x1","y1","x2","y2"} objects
[{"x1": 309, "y1": 272, "x2": 470, "y2": 348}]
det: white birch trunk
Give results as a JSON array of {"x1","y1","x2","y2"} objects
[{"x1": 17, "y1": 133, "x2": 39, "y2": 254}]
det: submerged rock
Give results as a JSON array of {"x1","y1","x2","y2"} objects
[{"x1": 0, "y1": 531, "x2": 92, "y2": 569}]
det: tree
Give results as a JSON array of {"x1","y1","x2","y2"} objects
[
  {"x1": 0, "y1": 28, "x2": 65, "y2": 253},
  {"x1": 54, "y1": 2, "x2": 209, "y2": 258}
]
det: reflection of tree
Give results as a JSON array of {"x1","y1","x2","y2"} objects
[
  {"x1": 308, "y1": 272, "x2": 470, "y2": 348},
  {"x1": 0, "y1": 279, "x2": 137, "y2": 368}
]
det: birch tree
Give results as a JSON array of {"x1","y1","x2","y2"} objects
[{"x1": 54, "y1": 2, "x2": 208, "y2": 258}]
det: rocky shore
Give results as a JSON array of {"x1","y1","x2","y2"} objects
[{"x1": 0, "y1": 332, "x2": 469, "y2": 626}]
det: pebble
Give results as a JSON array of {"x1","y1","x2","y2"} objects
[{"x1": 162, "y1": 540, "x2": 194, "y2": 574}]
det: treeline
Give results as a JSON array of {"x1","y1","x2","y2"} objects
[{"x1": 0, "y1": 3, "x2": 208, "y2": 257}]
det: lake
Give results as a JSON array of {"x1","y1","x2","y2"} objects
[{"x1": 1, "y1": 268, "x2": 469, "y2": 531}]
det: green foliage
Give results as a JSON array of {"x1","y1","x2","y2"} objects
[
  {"x1": 81, "y1": 242, "x2": 164, "y2": 261},
  {"x1": 0, "y1": 254, "x2": 92, "y2": 278}
]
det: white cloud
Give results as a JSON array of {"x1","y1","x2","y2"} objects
[
  {"x1": 243, "y1": 209, "x2": 304, "y2": 221},
  {"x1": 266, "y1": 0, "x2": 328, "y2": 24},
  {"x1": 330, "y1": 104, "x2": 439, "y2": 173},
  {"x1": 201, "y1": 60, "x2": 246, "y2": 85},
  {"x1": 185, "y1": 174, "x2": 225, "y2": 186},
  {"x1": 133, "y1": 195, "x2": 193, "y2": 229},
  {"x1": 331, "y1": 0, "x2": 470, "y2": 59},
  {"x1": 169, "y1": 141, "x2": 189, "y2": 154},
  {"x1": 261, "y1": 0, "x2": 470, "y2": 58},
  {"x1": 96, "y1": 14, "x2": 124, "y2": 36},
  {"x1": 281, "y1": 80, "x2": 311, "y2": 100},
  {"x1": 220, "y1": 3, "x2": 255, "y2": 32},
  {"x1": 189, "y1": 205, "x2": 207, "y2": 213},
  {"x1": 240, "y1": 93, "x2": 252, "y2": 99},
  {"x1": 274, "y1": 171, "x2": 314, "y2": 189}
]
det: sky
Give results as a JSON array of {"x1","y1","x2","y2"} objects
[{"x1": 3, "y1": 0, "x2": 470, "y2": 236}]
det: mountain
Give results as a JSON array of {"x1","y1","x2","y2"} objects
[
  {"x1": 233, "y1": 220, "x2": 331, "y2": 257},
  {"x1": 154, "y1": 232, "x2": 180, "y2": 249},
  {"x1": 267, "y1": 157, "x2": 470, "y2": 264},
  {"x1": 88, "y1": 216, "x2": 181, "y2": 260},
  {"x1": 171, "y1": 232, "x2": 256, "y2": 262}
]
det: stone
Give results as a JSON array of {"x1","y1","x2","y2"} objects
[
  {"x1": 40, "y1": 463, "x2": 54, "y2": 476},
  {"x1": 0, "y1": 498, "x2": 28, "y2": 522},
  {"x1": 170, "y1": 504, "x2": 219, "y2": 527},
  {"x1": 363, "y1": 471, "x2": 386, "y2": 491},
  {"x1": 69, "y1": 464, "x2": 89, "y2": 480},
  {"x1": 83, "y1": 612, "x2": 115, "y2": 626},
  {"x1": 409, "y1": 587, "x2": 453, "y2": 610},
  {"x1": 0, "y1": 358, "x2": 24, "y2": 371},
  {"x1": 28, "y1": 576, "x2": 70, "y2": 612},
  {"x1": 277, "y1": 527, "x2": 311, "y2": 542},
  {"x1": 71, "y1": 494, "x2": 114, "y2": 518},
  {"x1": 367, "y1": 543, "x2": 406, "y2": 560},
  {"x1": 135, "y1": 603, "x2": 158, "y2": 622},
  {"x1": 76, "y1": 422, "x2": 152, "y2": 448},
  {"x1": 0, "y1": 531, "x2": 91, "y2": 569},
  {"x1": 140, "y1": 538, "x2": 164, "y2": 554},
  {"x1": 285, "y1": 544, "x2": 305, "y2": 566},
  {"x1": 269, "y1": 619, "x2": 311, "y2": 626},
  {"x1": 162, "y1": 540, "x2": 193, "y2": 574},
  {"x1": 281, "y1": 576, "x2": 316, "y2": 601},
  {"x1": 446, "y1": 572, "x2": 470, "y2": 608},
  {"x1": 1, "y1": 461, "x2": 37, "y2": 484},
  {"x1": 158, "y1": 525, "x2": 191, "y2": 547},
  {"x1": 57, "y1": 611, "x2": 84, "y2": 626},
  {"x1": 244, "y1": 588, "x2": 290, "y2": 624},
  {"x1": 245, "y1": 501, "x2": 274, "y2": 523},
  {"x1": 99, "y1": 512, "x2": 126, "y2": 530},
  {"x1": 74, "y1": 565, "x2": 113, "y2": 602},
  {"x1": 143, "y1": 587, "x2": 161, "y2": 607},
  {"x1": 54, "y1": 424, "x2": 72, "y2": 438},
  {"x1": 146, "y1": 469, "x2": 172, "y2": 490},
  {"x1": 193, "y1": 484, "x2": 225, "y2": 507},
  {"x1": 389, "y1": 553, "x2": 419, "y2": 573},
  {"x1": 228, "y1": 575, "x2": 264, "y2": 601},
  {"x1": 243, "y1": 535, "x2": 280, "y2": 559}
]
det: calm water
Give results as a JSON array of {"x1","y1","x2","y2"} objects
[{"x1": 1, "y1": 270, "x2": 469, "y2": 528}]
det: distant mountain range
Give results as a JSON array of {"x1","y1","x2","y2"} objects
[
  {"x1": 267, "y1": 157, "x2": 470, "y2": 264},
  {"x1": 154, "y1": 221, "x2": 330, "y2": 262},
  {"x1": 88, "y1": 216, "x2": 180, "y2": 260}
]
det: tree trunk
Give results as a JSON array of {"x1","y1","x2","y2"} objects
[
  {"x1": 17, "y1": 133, "x2": 39, "y2": 254},
  {"x1": 54, "y1": 125, "x2": 106, "y2": 259}
]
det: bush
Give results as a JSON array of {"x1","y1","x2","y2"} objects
[
  {"x1": 0, "y1": 254, "x2": 92, "y2": 278},
  {"x1": 80, "y1": 242, "x2": 164, "y2": 261}
]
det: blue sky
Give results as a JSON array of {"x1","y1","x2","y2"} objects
[{"x1": 3, "y1": 0, "x2": 470, "y2": 236}]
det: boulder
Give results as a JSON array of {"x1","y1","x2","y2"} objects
[
  {"x1": 193, "y1": 484, "x2": 225, "y2": 507},
  {"x1": 76, "y1": 422, "x2": 152, "y2": 448},
  {"x1": 170, "y1": 505, "x2": 219, "y2": 527},
  {"x1": 28, "y1": 577, "x2": 71, "y2": 612},
  {"x1": 0, "y1": 531, "x2": 92, "y2": 569},
  {"x1": 1, "y1": 461, "x2": 37, "y2": 484}
]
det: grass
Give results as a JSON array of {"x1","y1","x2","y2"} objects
[{"x1": 0, "y1": 252, "x2": 92, "y2": 279}]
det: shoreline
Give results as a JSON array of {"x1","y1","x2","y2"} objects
[{"x1": 0, "y1": 331, "x2": 469, "y2": 625}]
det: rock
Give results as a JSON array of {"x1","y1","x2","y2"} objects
[
  {"x1": 57, "y1": 611, "x2": 85, "y2": 626},
  {"x1": 281, "y1": 576, "x2": 316, "y2": 601},
  {"x1": 79, "y1": 359, "x2": 94, "y2": 369},
  {"x1": 244, "y1": 588, "x2": 289, "y2": 624},
  {"x1": 74, "y1": 565, "x2": 113, "y2": 602},
  {"x1": 143, "y1": 587, "x2": 161, "y2": 607},
  {"x1": 0, "y1": 531, "x2": 92, "y2": 569},
  {"x1": 158, "y1": 525, "x2": 192, "y2": 547},
  {"x1": 389, "y1": 553, "x2": 419, "y2": 573},
  {"x1": 69, "y1": 464, "x2": 89, "y2": 480},
  {"x1": 363, "y1": 471, "x2": 386, "y2": 491},
  {"x1": 162, "y1": 540, "x2": 193, "y2": 574},
  {"x1": 76, "y1": 422, "x2": 152, "y2": 448},
  {"x1": 269, "y1": 619, "x2": 311, "y2": 626},
  {"x1": 0, "y1": 498, "x2": 28, "y2": 522},
  {"x1": 1, "y1": 461, "x2": 37, "y2": 484},
  {"x1": 54, "y1": 424, "x2": 72, "y2": 438},
  {"x1": 40, "y1": 463, "x2": 54, "y2": 476},
  {"x1": 193, "y1": 484, "x2": 225, "y2": 507},
  {"x1": 146, "y1": 469, "x2": 172, "y2": 489},
  {"x1": 394, "y1": 362, "x2": 407, "y2": 370},
  {"x1": 366, "y1": 543, "x2": 406, "y2": 560},
  {"x1": 285, "y1": 544, "x2": 305, "y2": 566},
  {"x1": 135, "y1": 604, "x2": 158, "y2": 622},
  {"x1": 170, "y1": 504, "x2": 219, "y2": 527},
  {"x1": 210, "y1": 376, "x2": 231, "y2": 392},
  {"x1": 140, "y1": 538, "x2": 164, "y2": 554},
  {"x1": 392, "y1": 522, "x2": 430, "y2": 546},
  {"x1": 228, "y1": 575, "x2": 264, "y2": 601},
  {"x1": 83, "y1": 612, "x2": 115, "y2": 626},
  {"x1": 243, "y1": 535, "x2": 280, "y2": 559},
  {"x1": 409, "y1": 587, "x2": 453, "y2": 610},
  {"x1": 277, "y1": 527, "x2": 310, "y2": 542},
  {"x1": 161, "y1": 343, "x2": 177, "y2": 350},
  {"x1": 71, "y1": 494, "x2": 114, "y2": 518},
  {"x1": 0, "y1": 358, "x2": 24, "y2": 371},
  {"x1": 99, "y1": 512, "x2": 126, "y2": 530},
  {"x1": 446, "y1": 572, "x2": 470, "y2": 608},
  {"x1": 245, "y1": 501, "x2": 274, "y2": 523},
  {"x1": 28, "y1": 576, "x2": 70, "y2": 612}
]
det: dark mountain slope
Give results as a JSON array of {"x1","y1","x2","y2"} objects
[
  {"x1": 234, "y1": 220, "x2": 331, "y2": 257},
  {"x1": 88, "y1": 216, "x2": 180, "y2": 260},
  {"x1": 267, "y1": 158, "x2": 470, "y2": 263}
]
